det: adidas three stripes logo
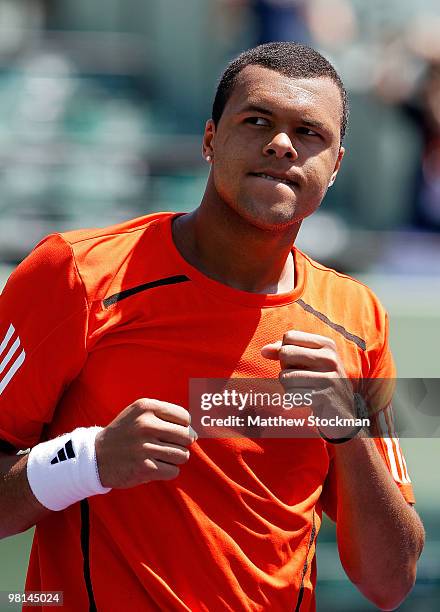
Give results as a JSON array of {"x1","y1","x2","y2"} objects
[
  {"x1": 50, "y1": 439, "x2": 76, "y2": 464},
  {"x1": 0, "y1": 323, "x2": 26, "y2": 396}
]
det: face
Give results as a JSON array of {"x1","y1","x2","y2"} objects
[{"x1": 203, "y1": 65, "x2": 345, "y2": 231}]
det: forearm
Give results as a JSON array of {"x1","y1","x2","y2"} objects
[
  {"x1": 0, "y1": 452, "x2": 50, "y2": 539},
  {"x1": 334, "y1": 435, "x2": 424, "y2": 610},
  {"x1": 0, "y1": 400, "x2": 194, "y2": 539}
]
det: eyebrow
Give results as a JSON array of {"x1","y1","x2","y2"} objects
[
  {"x1": 239, "y1": 104, "x2": 273, "y2": 116},
  {"x1": 238, "y1": 104, "x2": 328, "y2": 132},
  {"x1": 301, "y1": 118, "x2": 327, "y2": 132}
]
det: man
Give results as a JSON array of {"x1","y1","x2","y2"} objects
[{"x1": 0, "y1": 42, "x2": 424, "y2": 611}]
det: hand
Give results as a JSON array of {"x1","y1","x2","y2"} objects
[
  {"x1": 95, "y1": 399, "x2": 197, "y2": 489},
  {"x1": 261, "y1": 331, "x2": 357, "y2": 439}
]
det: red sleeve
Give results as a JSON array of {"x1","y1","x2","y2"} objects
[
  {"x1": 365, "y1": 308, "x2": 415, "y2": 503},
  {"x1": 372, "y1": 405, "x2": 415, "y2": 504},
  {"x1": 0, "y1": 234, "x2": 89, "y2": 449},
  {"x1": 361, "y1": 310, "x2": 397, "y2": 415},
  {"x1": 321, "y1": 308, "x2": 415, "y2": 520}
]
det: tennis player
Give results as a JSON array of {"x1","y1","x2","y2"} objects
[{"x1": 0, "y1": 42, "x2": 424, "y2": 611}]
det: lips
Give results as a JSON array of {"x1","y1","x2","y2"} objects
[{"x1": 250, "y1": 172, "x2": 299, "y2": 188}]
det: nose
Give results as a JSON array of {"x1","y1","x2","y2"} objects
[{"x1": 263, "y1": 132, "x2": 298, "y2": 160}]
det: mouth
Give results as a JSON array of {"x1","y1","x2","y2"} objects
[{"x1": 250, "y1": 172, "x2": 298, "y2": 188}]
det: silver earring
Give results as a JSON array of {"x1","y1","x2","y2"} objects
[{"x1": 206, "y1": 155, "x2": 212, "y2": 162}]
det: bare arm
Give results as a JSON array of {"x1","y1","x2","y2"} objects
[
  {"x1": 0, "y1": 398, "x2": 195, "y2": 540},
  {"x1": 262, "y1": 331, "x2": 425, "y2": 610},
  {"x1": 331, "y1": 435, "x2": 424, "y2": 610},
  {"x1": 0, "y1": 451, "x2": 49, "y2": 539}
]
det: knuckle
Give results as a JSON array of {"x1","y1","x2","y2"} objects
[
  {"x1": 177, "y1": 414, "x2": 191, "y2": 428},
  {"x1": 282, "y1": 331, "x2": 295, "y2": 344},
  {"x1": 174, "y1": 425, "x2": 191, "y2": 443},
  {"x1": 132, "y1": 398, "x2": 153, "y2": 413},
  {"x1": 144, "y1": 456, "x2": 157, "y2": 469},
  {"x1": 183, "y1": 447, "x2": 191, "y2": 460},
  {"x1": 322, "y1": 349, "x2": 337, "y2": 366},
  {"x1": 278, "y1": 346, "x2": 293, "y2": 368},
  {"x1": 141, "y1": 441, "x2": 155, "y2": 455},
  {"x1": 138, "y1": 412, "x2": 158, "y2": 433},
  {"x1": 143, "y1": 458, "x2": 160, "y2": 476},
  {"x1": 176, "y1": 449, "x2": 190, "y2": 465},
  {"x1": 279, "y1": 345, "x2": 291, "y2": 359},
  {"x1": 162, "y1": 465, "x2": 180, "y2": 481},
  {"x1": 278, "y1": 370, "x2": 291, "y2": 384},
  {"x1": 329, "y1": 355, "x2": 339, "y2": 369},
  {"x1": 325, "y1": 338, "x2": 337, "y2": 350},
  {"x1": 176, "y1": 408, "x2": 191, "y2": 428},
  {"x1": 178, "y1": 406, "x2": 190, "y2": 418}
]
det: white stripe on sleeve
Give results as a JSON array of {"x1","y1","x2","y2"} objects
[{"x1": 0, "y1": 323, "x2": 26, "y2": 395}]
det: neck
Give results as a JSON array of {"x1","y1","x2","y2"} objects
[{"x1": 172, "y1": 191, "x2": 301, "y2": 294}]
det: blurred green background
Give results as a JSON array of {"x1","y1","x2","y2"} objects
[{"x1": 0, "y1": 0, "x2": 439, "y2": 610}]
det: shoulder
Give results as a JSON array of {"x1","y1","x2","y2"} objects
[
  {"x1": 295, "y1": 248, "x2": 390, "y2": 360},
  {"x1": 57, "y1": 212, "x2": 175, "y2": 303},
  {"x1": 297, "y1": 247, "x2": 385, "y2": 314},
  {"x1": 60, "y1": 211, "x2": 172, "y2": 254},
  {"x1": 5, "y1": 212, "x2": 175, "y2": 310},
  {"x1": 59, "y1": 212, "x2": 173, "y2": 264}
]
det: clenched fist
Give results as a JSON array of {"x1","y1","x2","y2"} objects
[
  {"x1": 95, "y1": 399, "x2": 197, "y2": 489},
  {"x1": 261, "y1": 331, "x2": 360, "y2": 439}
]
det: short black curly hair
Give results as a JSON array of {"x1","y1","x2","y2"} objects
[{"x1": 212, "y1": 42, "x2": 348, "y2": 144}]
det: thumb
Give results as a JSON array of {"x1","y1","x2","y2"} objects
[{"x1": 261, "y1": 340, "x2": 282, "y2": 360}]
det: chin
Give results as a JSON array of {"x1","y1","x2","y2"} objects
[{"x1": 234, "y1": 201, "x2": 308, "y2": 232}]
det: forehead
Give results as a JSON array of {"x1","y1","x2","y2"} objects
[{"x1": 224, "y1": 64, "x2": 342, "y2": 129}]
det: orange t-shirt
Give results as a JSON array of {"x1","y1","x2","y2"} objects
[{"x1": 0, "y1": 212, "x2": 414, "y2": 611}]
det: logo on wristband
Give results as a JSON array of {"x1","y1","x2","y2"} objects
[{"x1": 50, "y1": 439, "x2": 76, "y2": 465}]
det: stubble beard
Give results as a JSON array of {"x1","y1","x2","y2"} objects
[{"x1": 230, "y1": 193, "x2": 307, "y2": 233}]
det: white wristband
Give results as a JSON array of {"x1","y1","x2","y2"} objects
[{"x1": 27, "y1": 427, "x2": 111, "y2": 511}]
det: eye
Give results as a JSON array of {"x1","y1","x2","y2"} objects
[
  {"x1": 297, "y1": 126, "x2": 320, "y2": 137},
  {"x1": 244, "y1": 116, "x2": 270, "y2": 127}
]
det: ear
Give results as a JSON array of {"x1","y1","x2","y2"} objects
[
  {"x1": 202, "y1": 119, "x2": 216, "y2": 161},
  {"x1": 328, "y1": 146, "x2": 345, "y2": 187}
]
